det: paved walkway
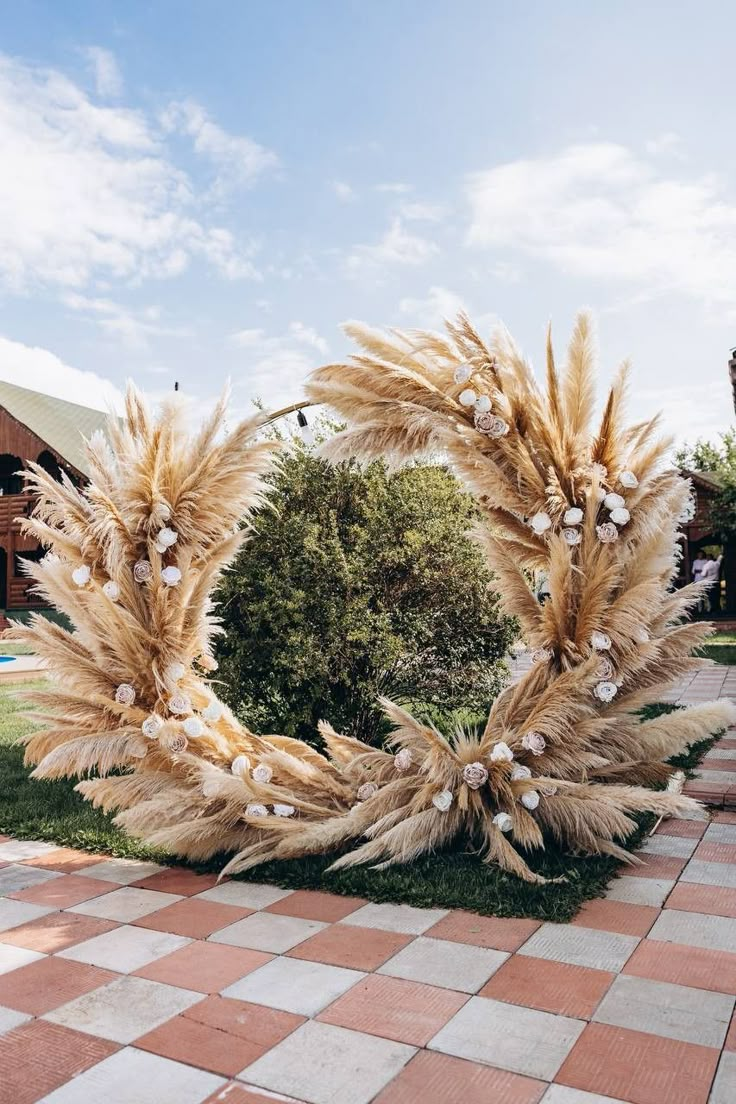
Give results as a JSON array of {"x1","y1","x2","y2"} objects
[{"x1": 0, "y1": 673, "x2": 734, "y2": 1103}]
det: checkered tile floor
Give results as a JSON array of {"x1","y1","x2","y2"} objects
[{"x1": 0, "y1": 674, "x2": 734, "y2": 1103}]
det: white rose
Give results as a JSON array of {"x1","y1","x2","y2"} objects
[
  {"x1": 619, "y1": 470, "x2": 638, "y2": 489},
  {"x1": 510, "y1": 764, "x2": 532, "y2": 781},
  {"x1": 458, "y1": 388, "x2": 477, "y2": 407},
  {"x1": 530, "y1": 511, "x2": 552, "y2": 534},
  {"x1": 432, "y1": 789, "x2": 453, "y2": 812},
  {"x1": 157, "y1": 527, "x2": 178, "y2": 548},
  {"x1": 161, "y1": 566, "x2": 182, "y2": 587},
  {"x1": 521, "y1": 790, "x2": 540, "y2": 810},
  {"x1": 609, "y1": 507, "x2": 630, "y2": 526},
  {"x1": 594, "y1": 681, "x2": 618, "y2": 703},
  {"x1": 183, "y1": 717, "x2": 203, "y2": 738},
  {"x1": 474, "y1": 394, "x2": 492, "y2": 413},
  {"x1": 202, "y1": 699, "x2": 223, "y2": 722},
  {"x1": 591, "y1": 631, "x2": 611, "y2": 651},
  {"x1": 490, "y1": 741, "x2": 513, "y2": 762},
  {"x1": 231, "y1": 755, "x2": 251, "y2": 778},
  {"x1": 246, "y1": 803, "x2": 269, "y2": 818},
  {"x1": 563, "y1": 507, "x2": 583, "y2": 525},
  {"x1": 72, "y1": 565, "x2": 91, "y2": 587},
  {"x1": 273, "y1": 804, "x2": 295, "y2": 817},
  {"x1": 102, "y1": 580, "x2": 119, "y2": 601},
  {"x1": 454, "y1": 363, "x2": 473, "y2": 385},
  {"x1": 252, "y1": 763, "x2": 273, "y2": 784},
  {"x1": 493, "y1": 812, "x2": 513, "y2": 833},
  {"x1": 603, "y1": 492, "x2": 625, "y2": 510}
]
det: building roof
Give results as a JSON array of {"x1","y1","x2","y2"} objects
[
  {"x1": 0, "y1": 380, "x2": 110, "y2": 479},
  {"x1": 680, "y1": 468, "x2": 724, "y2": 491}
]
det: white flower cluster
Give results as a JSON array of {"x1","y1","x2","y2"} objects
[{"x1": 453, "y1": 365, "x2": 509, "y2": 439}]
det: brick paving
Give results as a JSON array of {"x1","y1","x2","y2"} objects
[{"x1": 0, "y1": 669, "x2": 735, "y2": 1102}]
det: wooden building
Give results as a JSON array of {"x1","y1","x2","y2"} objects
[
  {"x1": 0, "y1": 381, "x2": 108, "y2": 628},
  {"x1": 678, "y1": 468, "x2": 736, "y2": 616}
]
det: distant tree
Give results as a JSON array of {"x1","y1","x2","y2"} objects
[{"x1": 214, "y1": 438, "x2": 517, "y2": 744}]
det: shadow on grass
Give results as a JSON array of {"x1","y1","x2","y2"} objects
[{"x1": 0, "y1": 685, "x2": 715, "y2": 923}]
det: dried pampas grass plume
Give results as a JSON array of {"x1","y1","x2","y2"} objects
[{"x1": 7, "y1": 312, "x2": 728, "y2": 885}]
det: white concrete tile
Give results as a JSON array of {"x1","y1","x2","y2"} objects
[
  {"x1": 58, "y1": 924, "x2": 190, "y2": 973},
  {"x1": 592, "y1": 974, "x2": 734, "y2": 1048},
  {"x1": 195, "y1": 881, "x2": 291, "y2": 909},
  {"x1": 378, "y1": 936, "x2": 507, "y2": 993},
  {"x1": 81, "y1": 859, "x2": 167, "y2": 885},
  {"x1": 0, "y1": 864, "x2": 61, "y2": 895},
  {"x1": 38, "y1": 1046, "x2": 225, "y2": 1103},
  {"x1": 647, "y1": 908, "x2": 736, "y2": 954},
  {"x1": 70, "y1": 887, "x2": 183, "y2": 922},
  {"x1": 0, "y1": 840, "x2": 60, "y2": 862},
  {"x1": 705, "y1": 748, "x2": 736, "y2": 759},
  {"x1": 541, "y1": 1087, "x2": 629, "y2": 1103},
  {"x1": 44, "y1": 975, "x2": 202, "y2": 1044},
  {"x1": 340, "y1": 902, "x2": 449, "y2": 935},
  {"x1": 704, "y1": 822, "x2": 736, "y2": 844},
  {"x1": 710, "y1": 1051, "x2": 736, "y2": 1104},
  {"x1": 639, "y1": 834, "x2": 697, "y2": 859},
  {"x1": 604, "y1": 875, "x2": 675, "y2": 907},
  {"x1": 429, "y1": 996, "x2": 585, "y2": 1080},
  {"x1": 695, "y1": 769, "x2": 736, "y2": 783},
  {"x1": 517, "y1": 923, "x2": 639, "y2": 972},
  {"x1": 0, "y1": 897, "x2": 55, "y2": 932},
  {"x1": 208, "y1": 911, "x2": 326, "y2": 953},
  {"x1": 681, "y1": 859, "x2": 736, "y2": 889},
  {"x1": 0, "y1": 943, "x2": 45, "y2": 974},
  {"x1": 0, "y1": 1004, "x2": 32, "y2": 1035},
  {"x1": 222, "y1": 956, "x2": 364, "y2": 1016},
  {"x1": 242, "y1": 1019, "x2": 415, "y2": 1104}
]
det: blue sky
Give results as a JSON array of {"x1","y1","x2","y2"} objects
[{"x1": 1, "y1": 0, "x2": 735, "y2": 444}]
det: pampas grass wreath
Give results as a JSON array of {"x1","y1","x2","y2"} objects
[{"x1": 8, "y1": 312, "x2": 734, "y2": 884}]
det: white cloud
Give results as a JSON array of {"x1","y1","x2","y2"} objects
[
  {"x1": 466, "y1": 142, "x2": 736, "y2": 312},
  {"x1": 82, "y1": 46, "x2": 123, "y2": 98},
  {"x1": 0, "y1": 53, "x2": 262, "y2": 292},
  {"x1": 288, "y1": 321, "x2": 328, "y2": 355},
  {"x1": 62, "y1": 293, "x2": 192, "y2": 350},
  {"x1": 332, "y1": 180, "x2": 356, "y2": 203},
  {"x1": 645, "y1": 132, "x2": 684, "y2": 157},
  {"x1": 347, "y1": 218, "x2": 439, "y2": 273},
  {"x1": 376, "y1": 182, "x2": 412, "y2": 194},
  {"x1": 161, "y1": 99, "x2": 278, "y2": 194},
  {"x1": 399, "y1": 285, "x2": 468, "y2": 325},
  {"x1": 0, "y1": 334, "x2": 123, "y2": 411},
  {"x1": 229, "y1": 326, "x2": 323, "y2": 407},
  {"x1": 398, "y1": 201, "x2": 447, "y2": 222}
]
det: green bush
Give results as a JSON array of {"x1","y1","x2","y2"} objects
[{"x1": 215, "y1": 443, "x2": 517, "y2": 743}]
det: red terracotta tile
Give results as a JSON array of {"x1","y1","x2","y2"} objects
[
  {"x1": 665, "y1": 882, "x2": 736, "y2": 918},
  {"x1": 556, "y1": 1021, "x2": 720, "y2": 1104},
  {"x1": 373, "y1": 1050, "x2": 545, "y2": 1104},
  {"x1": 479, "y1": 955, "x2": 614, "y2": 1019},
  {"x1": 694, "y1": 840, "x2": 736, "y2": 864},
  {"x1": 571, "y1": 898, "x2": 660, "y2": 937},
  {"x1": 718, "y1": 739, "x2": 736, "y2": 750},
  {"x1": 0, "y1": 911, "x2": 118, "y2": 953},
  {"x1": 682, "y1": 781, "x2": 726, "y2": 805},
  {"x1": 131, "y1": 867, "x2": 220, "y2": 895},
  {"x1": 138, "y1": 994, "x2": 304, "y2": 1076},
  {"x1": 318, "y1": 974, "x2": 467, "y2": 1046},
  {"x1": 725, "y1": 1010, "x2": 736, "y2": 1051},
  {"x1": 714, "y1": 810, "x2": 736, "y2": 824},
  {"x1": 624, "y1": 938, "x2": 736, "y2": 994},
  {"x1": 0, "y1": 834, "x2": 9, "y2": 843},
  {"x1": 627, "y1": 854, "x2": 687, "y2": 879},
  {"x1": 699, "y1": 757, "x2": 736, "y2": 772},
  {"x1": 286, "y1": 922, "x2": 412, "y2": 971},
  {"x1": 22, "y1": 847, "x2": 107, "y2": 874},
  {"x1": 135, "y1": 940, "x2": 272, "y2": 993},
  {"x1": 656, "y1": 819, "x2": 706, "y2": 839},
  {"x1": 0, "y1": 955, "x2": 116, "y2": 1014},
  {"x1": 425, "y1": 910, "x2": 540, "y2": 952},
  {"x1": 133, "y1": 897, "x2": 252, "y2": 939},
  {"x1": 202, "y1": 1085, "x2": 300, "y2": 1104},
  {"x1": 264, "y1": 889, "x2": 367, "y2": 922},
  {"x1": 9, "y1": 873, "x2": 113, "y2": 908},
  {"x1": 0, "y1": 1020, "x2": 118, "y2": 1104}
]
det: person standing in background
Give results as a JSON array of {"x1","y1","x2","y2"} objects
[{"x1": 701, "y1": 553, "x2": 723, "y2": 612}]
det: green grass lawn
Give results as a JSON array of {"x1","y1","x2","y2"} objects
[
  {"x1": 700, "y1": 631, "x2": 736, "y2": 665},
  {"x1": 0, "y1": 681, "x2": 717, "y2": 922},
  {"x1": 0, "y1": 642, "x2": 36, "y2": 656}
]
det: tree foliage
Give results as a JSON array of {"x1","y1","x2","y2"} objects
[{"x1": 214, "y1": 441, "x2": 516, "y2": 743}]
